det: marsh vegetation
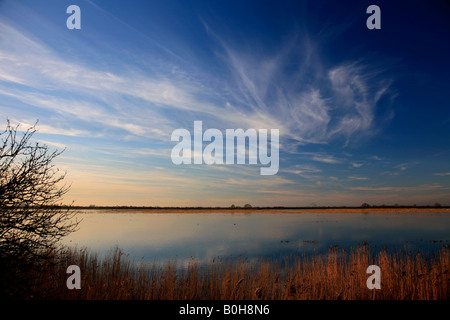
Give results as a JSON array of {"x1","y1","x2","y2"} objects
[{"x1": 30, "y1": 244, "x2": 449, "y2": 300}]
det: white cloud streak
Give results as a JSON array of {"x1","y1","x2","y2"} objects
[
  {"x1": 211, "y1": 29, "x2": 393, "y2": 149},
  {"x1": 1, "y1": 16, "x2": 393, "y2": 153}
]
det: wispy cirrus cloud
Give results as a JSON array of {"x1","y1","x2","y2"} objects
[
  {"x1": 1, "y1": 19, "x2": 285, "y2": 146},
  {"x1": 0, "y1": 20, "x2": 234, "y2": 140},
  {"x1": 351, "y1": 162, "x2": 364, "y2": 168},
  {"x1": 293, "y1": 152, "x2": 343, "y2": 164},
  {"x1": 282, "y1": 164, "x2": 322, "y2": 175},
  {"x1": 348, "y1": 176, "x2": 369, "y2": 180},
  {"x1": 1, "y1": 13, "x2": 394, "y2": 152},
  {"x1": 349, "y1": 184, "x2": 444, "y2": 192},
  {"x1": 7, "y1": 118, "x2": 89, "y2": 137},
  {"x1": 1, "y1": 1, "x2": 448, "y2": 207},
  {"x1": 327, "y1": 63, "x2": 392, "y2": 143},
  {"x1": 206, "y1": 24, "x2": 394, "y2": 150}
]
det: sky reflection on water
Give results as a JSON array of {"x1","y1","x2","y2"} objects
[{"x1": 62, "y1": 211, "x2": 450, "y2": 265}]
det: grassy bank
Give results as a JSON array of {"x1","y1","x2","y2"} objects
[
  {"x1": 27, "y1": 245, "x2": 450, "y2": 300},
  {"x1": 75, "y1": 207, "x2": 450, "y2": 214}
]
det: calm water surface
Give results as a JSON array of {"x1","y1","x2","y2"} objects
[{"x1": 62, "y1": 210, "x2": 450, "y2": 265}]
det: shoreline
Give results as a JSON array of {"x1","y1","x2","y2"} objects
[{"x1": 73, "y1": 207, "x2": 450, "y2": 214}]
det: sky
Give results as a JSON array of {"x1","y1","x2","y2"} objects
[{"x1": 1, "y1": 0, "x2": 449, "y2": 207}]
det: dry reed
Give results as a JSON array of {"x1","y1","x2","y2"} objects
[{"x1": 30, "y1": 245, "x2": 449, "y2": 300}]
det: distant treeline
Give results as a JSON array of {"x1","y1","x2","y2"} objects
[{"x1": 59, "y1": 203, "x2": 449, "y2": 210}]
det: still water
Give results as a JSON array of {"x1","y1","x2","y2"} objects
[{"x1": 61, "y1": 210, "x2": 450, "y2": 265}]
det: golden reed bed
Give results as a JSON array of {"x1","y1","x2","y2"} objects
[{"x1": 31, "y1": 245, "x2": 449, "y2": 300}]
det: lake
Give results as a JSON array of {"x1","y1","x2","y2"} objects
[{"x1": 61, "y1": 209, "x2": 450, "y2": 266}]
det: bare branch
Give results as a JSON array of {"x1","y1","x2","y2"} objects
[{"x1": 0, "y1": 119, "x2": 79, "y2": 298}]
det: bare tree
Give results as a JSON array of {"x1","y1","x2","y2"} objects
[{"x1": 0, "y1": 119, "x2": 79, "y2": 298}]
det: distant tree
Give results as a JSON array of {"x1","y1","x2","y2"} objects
[
  {"x1": 230, "y1": 204, "x2": 236, "y2": 209},
  {"x1": 434, "y1": 203, "x2": 442, "y2": 208},
  {"x1": 360, "y1": 203, "x2": 371, "y2": 208},
  {"x1": 244, "y1": 204, "x2": 252, "y2": 208},
  {"x1": 0, "y1": 120, "x2": 79, "y2": 298}
]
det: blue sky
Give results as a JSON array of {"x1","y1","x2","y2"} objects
[{"x1": 1, "y1": 0, "x2": 449, "y2": 206}]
